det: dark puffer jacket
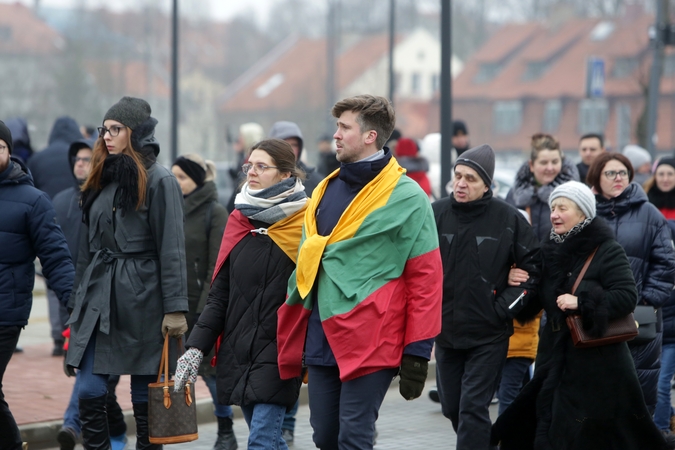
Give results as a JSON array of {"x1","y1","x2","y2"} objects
[
  {"x1": 27, "y1": 117, "x2": 83, "y2": 199},
  {"x1": 0, "y1": 157, "x2": 74, "y2": 326},
  {"x1": 187, "y1": 218, "x2": 302, "y2": 409},
  {"x1": 596, "y1": 182, "x2": 675, "y2": 410},
  {"x1": 662, "y1": 221, "x2": 675, "y2": 347},
  {"x1": 506, "y1": 159, "x2": 579, "y2": 241}
]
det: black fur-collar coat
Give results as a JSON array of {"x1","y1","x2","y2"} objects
[{"x1": 493, "y1": 218, "x2": 670, "y2": 450}]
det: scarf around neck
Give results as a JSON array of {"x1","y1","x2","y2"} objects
[
  {"x1": 80, "y1": 153, "x2": 140, "y2": 222},
  {"x1": 549, "y1": 218, "x2": 592, "y2": 243},
  {"x1": 235, "y1": 177, "x2": 307, "y2": 224}
]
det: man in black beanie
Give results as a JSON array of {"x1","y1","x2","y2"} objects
[
  {"x1": 452, "y1": 120, "x2": 470, "y2": 158},
  {"x1": 431, "y1": 144, "x2": 542, "y2": 450}
]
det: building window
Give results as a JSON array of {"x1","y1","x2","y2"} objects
[
  {"x1": 494, "y1": 101, "x2": 523, "y2": 135},
  {"x1": 612, "y1": 57, "x2": 639, "y2": 78},
  {"x1": 578, "y1": 99, "x2": 609, "y2": 135},
  {"x1": 616, "y1": 103, "x2": 631, "y2": 150},
  {"x1": 474, "y1": 62, "x2": 501, "y2": 84},
  {"x1": 665, "y1": 55, "x2": 675, "y2": 77},
  {"x1": 543, "y1": 100, "x2": 562, "y2": 133},
  {"x1": 522, "y1": 61, "x2": 548, "y2": 81},
  {"x1": 431, "y1": 74, "x2": 439, "y2": 92},
  {"x1": 411, "y1": 73, "x2": 421, "y2": 94}
]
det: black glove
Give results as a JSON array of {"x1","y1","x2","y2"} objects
[
  {"x1": 398, "y1": 355, "x2": 428, "y2": 400},
  {"x1": 63, "y1": 350, "x2": 76, "y2": 377}
]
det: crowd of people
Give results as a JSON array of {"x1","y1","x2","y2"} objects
[{"x1": 3, "y1": 92, "x2": 675, "y2": 450}]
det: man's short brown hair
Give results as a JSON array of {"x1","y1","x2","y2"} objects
[{"x1": 331, "y1": 95, "x2": 396, "y2": 150}]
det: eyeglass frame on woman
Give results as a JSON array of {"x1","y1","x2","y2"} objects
[
  {"x1": 97, "y1": 125, "x2": 126, "y2": 137},
  {"x1": 241, "y1": 162, "x2": 278, "y2": 174},
  {"x1": 603, "y1": 169, "x2": 630, "y2": 180}
]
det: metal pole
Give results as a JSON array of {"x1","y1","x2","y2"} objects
[
  {"x1": 327, "y1": 0, "x2": 336, "y2": 130},
  {"x1": 388, "y1": 0, "x2": 395, "y2": 104},
  {"x1": 646, "y1": 0, "x2": 666, "y2": 158},
  {"x1": 170, "y1": 0, "x2": 179, "y2": 162},
  {"x1": 440, "y1": 0, "x2": 452, "y2": 198}
]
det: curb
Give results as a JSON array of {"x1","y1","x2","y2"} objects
[{"x1": 20, "y1": 362, "x2": 435, "y2": 449}]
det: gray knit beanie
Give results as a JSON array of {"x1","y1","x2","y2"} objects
[
  {"x1": 549, "y1": 181, "x2": 596, "y2": 220},
  {"x1": 455, "y1": 144, "x2": 495, "y2": 186},
  {"x1": 103, "y1": 97, "x2": 151, "y2": 130}
]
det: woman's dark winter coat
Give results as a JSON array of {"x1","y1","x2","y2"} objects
[
  {"x1": 66, "y1": 158, "x2": 189, "y2": 375},
  {"x1": 662, "y1": 221, "x2": 675, "y2": 346},
  {"x1": 187, "y1": 217, "x2": 302, "y2": 409},
  {"x1": 506, "y1": 159, "x2": 579, "y2": 241},
  {"x1": 492, "y1": 218, "x2": 670, "y2": 450},
  {"x1": 183, "y1": 180, "x2": 228, "y2": 376},
  {"x1": 0, "y1": 157, "x2": 74, "y2": 326},
  {"x1": 596, "y1": 182, "x2": 675, "y2": 410}
]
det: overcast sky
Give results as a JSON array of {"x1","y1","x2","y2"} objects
[{"x1": 2, "y1": 0, "x2": 277, "y2": 21}]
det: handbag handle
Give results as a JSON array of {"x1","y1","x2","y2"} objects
[
  {"x1": 571, "y1": 247, "x2": 598, "y2": 295},
  {"x1": 156, "y1": 335, "x2": 186, "y2": 385}
]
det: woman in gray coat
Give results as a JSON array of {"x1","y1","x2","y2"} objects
[{"x1": 66, "y1": 97, "x2": 189, "y2": 450}]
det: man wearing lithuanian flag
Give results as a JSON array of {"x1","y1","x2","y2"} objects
[{"x1": 277, "y1": 95, "x2": 443, "y2": 449}]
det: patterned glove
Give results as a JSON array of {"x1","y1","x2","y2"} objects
[
  {"x1": 398, "y1": 355, "x2": 428, "y2": 400},
  {"x1": 174, "y1": 347, "x2": 203, "y2": 392},
  {"x1": 162, "y1": 312, "x2": 188, "y2": 338}
]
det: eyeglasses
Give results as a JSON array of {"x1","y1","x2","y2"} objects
[
  {"x1": 74, "y1": 157, "x2": 91, "y2": 163},
  {"x1": 242, "y1": 163, "x2": 278, "y2": 174},
  {"x1": 97, "y1": 125, "x2": 126, "y2": 137},
  {"x1": 603, "y1": 170, "x2": 630, "y2": 180}
]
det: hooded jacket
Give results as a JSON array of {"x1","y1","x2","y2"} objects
[
  {"x1": 268, "y1": 121, "x2": 324, "y2": 196},
  {"x1": 595, "y1": 182, "x2": 675, "y2": 409},
  {"x1": 5, "y1": 118, "x2": 33, "y2": 163},
  {"x1": 52, "y1": 139, "x2": 95, "y2": 267},
  {"x1": 0, "y1": 157, "x2": 74, "y2": 326},
  {"x1": 506, "y1": 159, "x2": 579, "y2": 241},
  {"x1": 27, "y1": 117, "x2": 83, "y2": 199}
]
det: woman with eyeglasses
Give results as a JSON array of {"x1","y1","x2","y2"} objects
[
  {"x1": 174, "y1": 139, "x2": 306, "y2": 449},
  {"x1": 588, "y1": 152, "x2": 675, "y2": 422},
  {"x1": 65, "y1": 97, "x2": 189, "y2": 450}
]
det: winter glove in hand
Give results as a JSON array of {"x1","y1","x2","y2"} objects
[
  {"x1": 398, "y1": 355, "x2": 428, "y2": 400},
  {"x1": 63, "y1": 351, "x2": 76, "y2": 378},
  {"x1": 174, "y1": 347, "x2": 203, "y2": 392},
  {"x1": 161, "y1": 312, "x2": 188, "y2": 338}
]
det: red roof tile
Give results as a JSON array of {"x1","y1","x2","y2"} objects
[{"x1": 0, "y1": 3, "x2": 63, "y2": 55}]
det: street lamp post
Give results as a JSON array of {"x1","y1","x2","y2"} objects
[
  {"x1": 440, "y1": 0, "x2": 452, "y2": 197},
  {"x1": 170, "y1": 0, "x2": 179, "y2": 162}
]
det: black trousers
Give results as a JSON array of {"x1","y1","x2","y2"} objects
[
  {"x1": 0, "y1": 326, "x2": 23, "y2": 450},
  {"x1": 436, "y1": 340, "x2": 508, "y2": 450},
  {"x1": 307, "y1": 365, "x2": 396, "y2": 450}
]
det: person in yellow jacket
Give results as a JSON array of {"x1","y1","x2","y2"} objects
[{"x1": 497, "y1": 313, "x2": 540, "y2": 415}]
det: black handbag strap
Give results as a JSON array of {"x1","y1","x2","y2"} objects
[{"x1": 572, "y1": 247, "x2": 598, "y2": 295}]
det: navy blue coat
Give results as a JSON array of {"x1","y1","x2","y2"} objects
[
  {"x1": 27, "y1": 116, "x2": 82, "y2": 199},
  {"x1": 661, "y1": 220, "x2": 675, "y2": 346},
  {"x1": 596, "y1": 182, "x2": 675, "y2": 410},
  {"x1": 0, "y1": 157, "x2": 74, "y2": 326}
]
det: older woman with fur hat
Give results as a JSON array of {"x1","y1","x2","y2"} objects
[
  {"x1": 66, "y1": 97, "x2": 189, "y2": 450},
  {"x1": 492, "y1": 181, "x2": 674, "y2": 450}
]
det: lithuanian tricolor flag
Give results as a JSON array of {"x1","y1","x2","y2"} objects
[{"x1": 277, "y1": 157, "x2": 442, "y2": 382}]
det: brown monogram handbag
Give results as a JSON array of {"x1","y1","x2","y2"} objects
[
  {"x1": 148, "y1": 335, "x2": 198, "y2": 444},
  {"x1": 565, "y1": 248, "x2": 638, "y2": 348}
]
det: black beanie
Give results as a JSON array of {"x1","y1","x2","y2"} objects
[
  {"x1": 0, "y1": 120, "x2": 12, "y2": 155},
  {"x1": 452, "y1": 120, "x2": 468, "y2": 137},
  {"x1": 455, "y1": 144, "x2": 495, "y2": 187},
  {"x1": 657, "y1": 157, "x2": 675, "y2": 171},
  {"x1": 173, "y1": 156, "x2": 206, "y2": 187},
  {"x1": 103, "y1": 97, "x2": 151, "y2": 130}
]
